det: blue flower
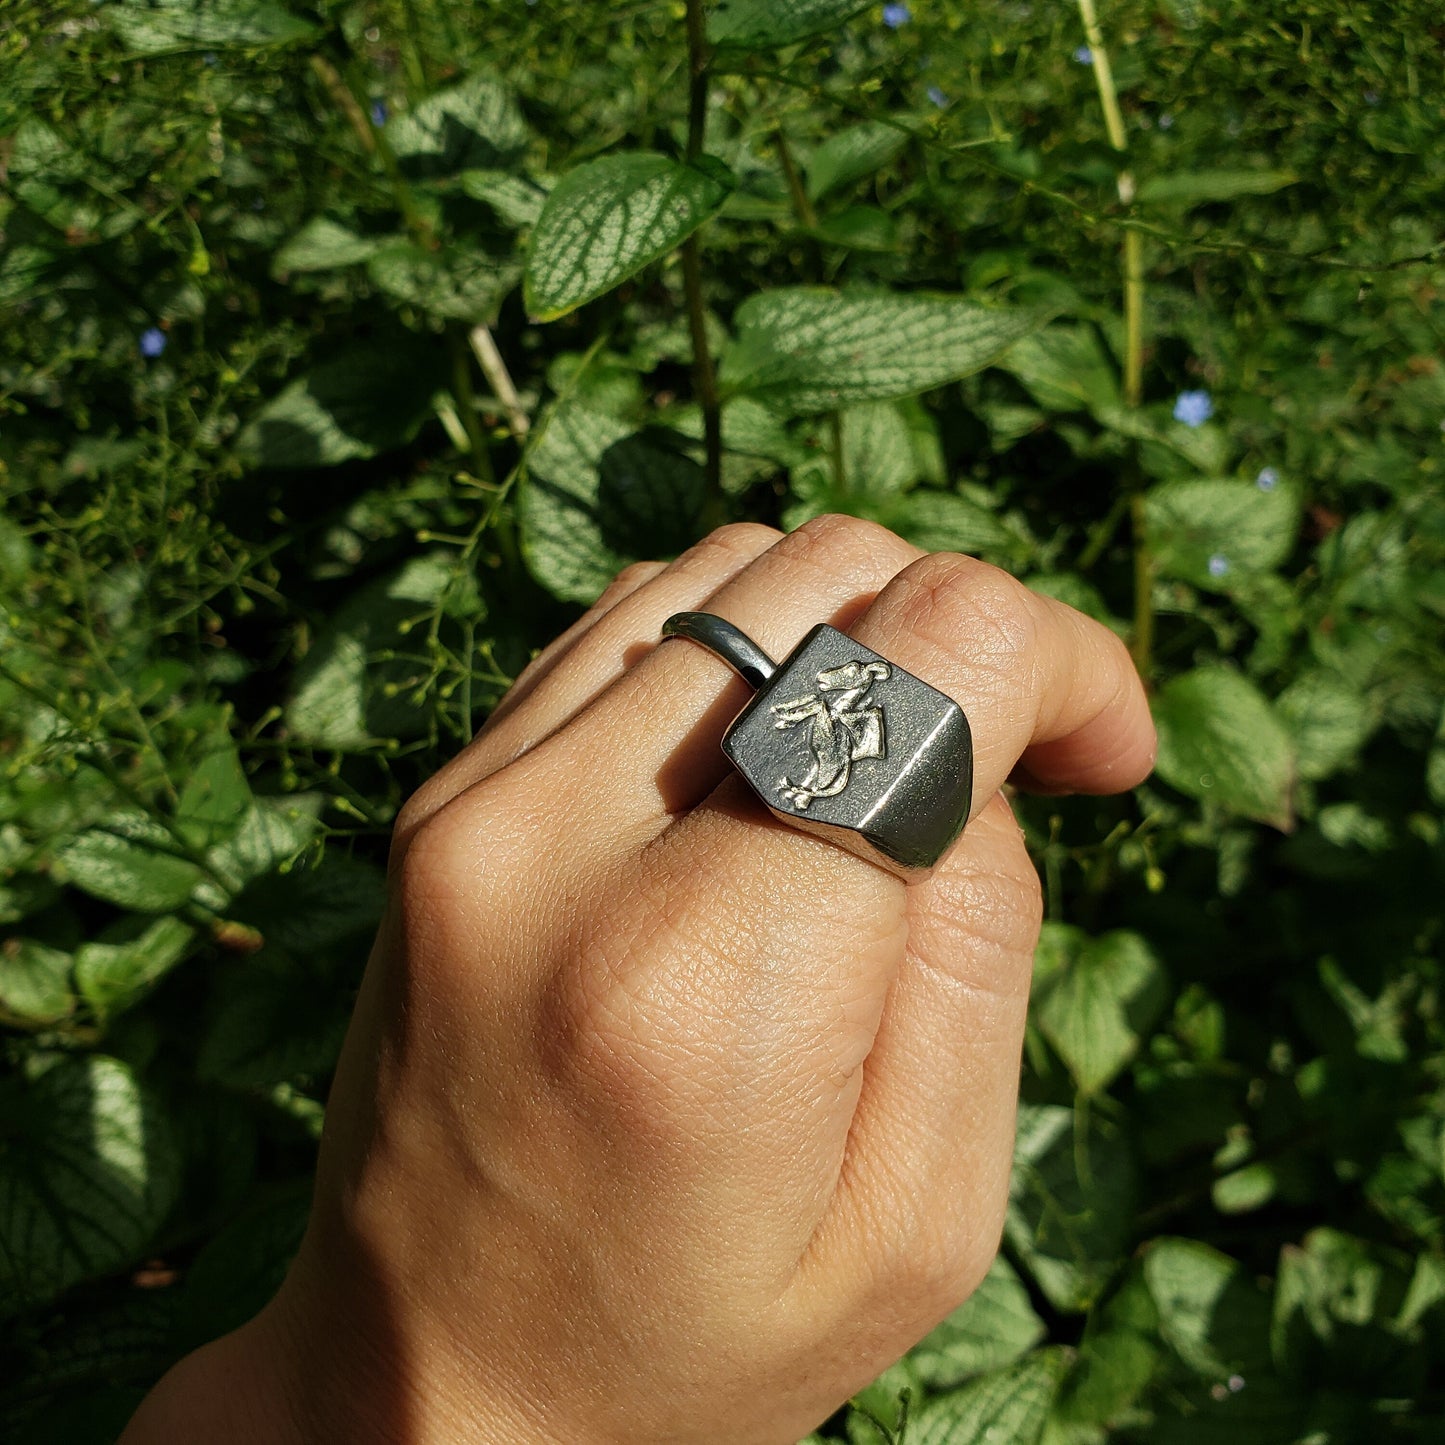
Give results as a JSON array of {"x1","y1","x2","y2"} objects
[
  {"x1": 370, "y1": 100, "x2": 388, "y2": 126},
  {"x1": 1158, "y1": 112, "x2": 1175, "y2": 130},
  {"x1": 1207, "y1": 553, "x2": 1230, "y2": 579},
  {"x1": 1256, "y1": 467, "x2": 1279, "y2": 491},
  {"x1": 926, "y1": 85, "x2": 948, "y2": 108},
  {"x1": 882, "y1": 3, "x2": 911, "y2": 27},
  {"x1": 202, "y1": 52, "x2": 217, "y2": 67},
  {"x1": 1173, "y1": 389, "x2": 1213, "y2": 427},
  {"x1": 139, "y1": 327, "x2": 166, "y2": 359},
  {"x1": 1074, "y1": 46, "x2": 1093, "y2": 64}
]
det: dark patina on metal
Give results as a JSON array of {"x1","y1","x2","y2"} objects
[{"x1": 662, "y1": 614, "x2": 973, "y2": 877}]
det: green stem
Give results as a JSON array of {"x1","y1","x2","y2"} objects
[
  {"x1": 772, "y1": 127, "x2": 817, "y2": 228},
  {"x1": 1129, "y1": 491, "x2": 1155, "y2": 675},
  {"x1": 683, "y1": 0, "x2": 709, "y2": 164},
  {"x1": 682, "y1": 0, "x2": 725, "y2": 528},
  {"x1": 1076, "y1": 489, "x2": 1129, "y2": 572},
  {"x1": 449, "y1": 331, "x2": 496, "y2": 486},
  {"x1": 1123, "y1": 227, "x2": 1144, "y2": 408},
  {"x1": 1077, "y1": 0, "x2": 1152, "y2": 669}
]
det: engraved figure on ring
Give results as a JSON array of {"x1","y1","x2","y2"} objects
[{"x1": 770, "y1": 659, "x2": 891, "y2": 809}]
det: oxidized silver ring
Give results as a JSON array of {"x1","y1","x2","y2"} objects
[{"x1": 662, "y1": 612, "x2": 973, "y2": 878}]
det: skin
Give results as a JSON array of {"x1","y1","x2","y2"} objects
[{"x1": 122, "y1": 516, "x2": 1156, "y2": 1445}]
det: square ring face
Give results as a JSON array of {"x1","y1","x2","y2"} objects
[{"x1": 721, "y1": 624, "x2": 973, "y2": 875}]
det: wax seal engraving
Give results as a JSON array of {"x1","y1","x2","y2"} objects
[{"x1": 769, "y1": 659, "x2": 891, "y2": 809}]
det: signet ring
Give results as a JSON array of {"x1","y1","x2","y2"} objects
[{"x1": 661, "y1": 612, "x2": 974, "y2": 879}]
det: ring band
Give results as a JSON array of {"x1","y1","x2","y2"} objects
[{"x1": 662, "y1": 612, "x2": 973, "y2": 878}]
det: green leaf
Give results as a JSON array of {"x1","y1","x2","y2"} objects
[
  {"x1": 910, "y1": 1348, "x2": 1069, "y2": 1445},
  {"x1": 810, "y1": 206, "x2": 899, "y2": 253},
  {"x1": 911, "y1": 1256, "x2": 1047, "y2": 1388},
  {"x1": 231, "y1": 855, "x2": 385, "y2": 956},
  {"x1": 1143, "y1": 1238, "x2": 1272, "y2": 1381},
  {"x1": 198, "y1": 950, "x2": 354, "y2": 1089},
  {"x1": 1146, "y1": 478, "x2": 1299, "y2": 590},
  {"x1": 1271, "y1": 1229, "x2": 1419, "y2": 1393},
  {"x1": 237, "y1": 341, "x2": 444, "y2": 468},
  {"x1": 74, "y1": 916, "x2": 197, "y2": 1020},
  {"x1": 1275, "y1": 670, "x2": 1374, "y2": 781},
  {"x1": 520, "y1": 402, "x2": 706, "y2": 602},
  {"x1": 1033, "y1": 924, "x2": 1169, "y2": 1095},
  {"x1": 367, "y1": 239, "x2": 519, "y2": 322},
  {"x1": 387, "y1": 72, "x2": 528, "y2": 181},
  {"x1": 272, "y1": 218, "x2": 384, "y2": 276},
  {"x1": 106, "y1": 0, "x2": 316, "y2": 54},
  {"x1": 1052, "y1": 1265, "x2": 1164, "y2": 1428},
  {"x1": 525, "y1": 153, "x2": 734, "y2": 321},
  {"x1": 0, "y1": 939, "x2": 74, "y2": 1026},
  {"x1": 721, "y1": 288, "x2": 1051, "y2": 412},
  {"x1": 0, "y1": 1056, "x2": 180, "y2": 1314},
  {"x1": 1137, "y1": 169, "x2": 1297, "y2": 209},
  {"x1": 55, "y1": 817, "x2": 207, "y2": 911},
  {"x1": 806, "y1": 122, "x2": 909, "y2": 202},
  {"x1": 708, "y1": 0, "x2": 874, "y2": 48},
  {"x1": 175, "y1": 728, "x2": 251, "y2": 851},
  {"x1": 1152, "y1": 667, "x2": 1296, "y2": 829},
  {"x1": 286, "y1": 553, "x2": 459, "y2": 748},
  {"x1": 206, "y1": 797, "x2": 321, "y2": 893},
  {"x1": 892, "y1": 489, "x2": 1013, "y2": 557},
  {"x1": 846, "y1": 1358, "x2": 921, "y2": 1445},
  {"x1": 180, "y1": 1189, "x2": 310, "y2": 1345},
  {"x1": 996, "y1": 325, "x2": 1120, "y2": 412},
  {"x1": 460, "y1": 170, "x2": 553, "y2": 228},
  {"x1": 1007, "y1": 1105, "x2": 1135, "y2": 1314}
]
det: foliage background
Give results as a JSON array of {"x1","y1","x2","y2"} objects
[{"x1": 2, "y1": 1, "x2": 1443, "y2": 1440}]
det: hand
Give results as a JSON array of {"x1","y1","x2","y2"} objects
[{"x1": 124, "y1": 516, "x2": 1155, "y2": 1445}]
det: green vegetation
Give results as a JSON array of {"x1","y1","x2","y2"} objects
[{"x1": 3, "y1": 1, "x2": 1443, "y2": 1439}]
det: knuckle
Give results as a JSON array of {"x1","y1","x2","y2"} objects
[
  {"x1": 891, "y1": 553, "x2": 1040, "y2": 682},
  {"x1": 864, "y1": 1173, "x2": 998, "y2": 1316},
  {"x1": 607, "y1": 559, "x2": 663, "y2": 592},
  {"x1": 694, "y1": 520, "x2": 782, "y2": 565},
  {"x1": 788, "y1": 511, "x2": 905, "y2": 569}
]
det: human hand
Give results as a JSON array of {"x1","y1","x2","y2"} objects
[{"x1": 124, "y1": 515, "x2": 1155, "y2": 1444}]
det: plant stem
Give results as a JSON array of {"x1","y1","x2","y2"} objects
[
  {"x1": 1076, "y1": 0, "x2": 1153, "y2": 670},
  {"x1": 772, "y1": 127, "x2": 817, "y2": 228},
  {"x1": 683, "y1": 0, "x2": 708, "y2": 164},
  {"x1": 449, "y1": 331, "x2": 495, "y2": 485},
  {"x1": 468, "y1": 324, "x2": 530, "y2": 438},
  {"x1": 682, "y1": 0, "x2": 725, "y2": 528},
  {"x1": 1130, "y1": 491, "x2": 1155, "y2": 672}
]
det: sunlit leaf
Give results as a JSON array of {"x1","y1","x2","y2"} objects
[
  {"x1": 909, "y1": 1348, "x2": 1069, "y2": 1445},
  {"x1": 0, "y1": 939, "x2": 74, "y2": 1026},
  {"x1": 1033, "y1": 924, "x2": 1169, "y2": 1095},
  {"x1": 55, "y1": 816, "x2": 207, "y2": 912},
  {"x1": 1146, "y1": 477, "x2": 1299, "y2": 590},
  {"x1": 525, "y1": 153, "x2": 733, "y2": 320},
  {"x1": 273, "y1": 219, "x2": 384, "y2": 276},
  {"x1": 0, "y1": 1056, "x2": 180, "y2": 1314},
  {"x1": 387, "y1": 72, "x2": 528, "y2": 180},
  {"x1": 520, "y1": 400, "x2": 706, "y2": 602},
  {"x1": 1153, "y1": 667, "x2": 1296, "y2": 829},
  {"x1": 74, "y1": 917, "x2": 197, "y2": 1020},
  {"x1": 911, "y1": 1256, "x2": 1046, "y2": 1388},
  {"x1": 106, "y1": 0, "x2": 316, "y2": 54},
  {"x1": 721, "y1": 288, "x2": 1051, "y2": 412}
]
